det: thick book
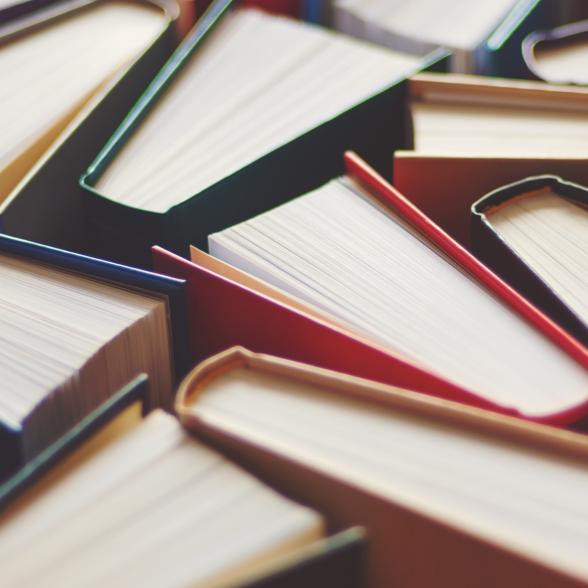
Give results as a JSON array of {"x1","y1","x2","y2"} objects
[
  {"x1": 0, "y1": 0, "x2": 180, "y2": 254},
  {"x1": 523, "y1": 19, "x2": 588, "y2": 85},
  {"x1": 0, "y1": 232, "x2": 190, "y2": 478},
  {"x1": 472, "y1": 174, "x2": 588, "y2": 347},
  {"x1": 0, "y1": 374, "x2": 150, "y2": 509},
  {"x1": 393, "y1": 73, "x2": 588, "y2": 247},
  {"x1": 330, "y1": 0, "x2": 549, "y2": 75},
  {"x1": 79, "y1": 1, "x2": 448, "y2": 268},
  {"x1": 0, "y1": 387, "x2": 364, "y2": 588},
  {"x1": 177, "y1": 346, "x2": 588, "y2": 588},
  {"x1": 406, "y1": 73, "x2": 588, "y2": 158},
  {"x1": 153, "y1": 152, "x2": 588, "y2": 425}
]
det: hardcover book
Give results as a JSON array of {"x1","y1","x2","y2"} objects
[
  {"x1": 0, "y1": 0, "x2": 180, "y2": 253},
  {"x1": 472, "y1": 174, "x2": 588, "y2": 347},
  {"x1": 393, "y1": 73, "x2": 588, "y2": 247},
  {"x1": 523, "y1": 19, "x2": 588, "y2": 84},
  {"x1": 0, "y1": 232, "x2": 189, "y2": 478},
  {"x1": 154, "y1": 152, "x2": 588, "y2": 425},
  {"x1": 0, "y1": 386, "x2": 364, "y2": 588},
  {"x1": 178, "y1": 346, "x2": 588, "y2": 588},
  {"x1": 330, "y1": 0, "x2": 549, "y2": 75},
  {"x1": 79, "y1": 2, "x2": 448, "y2": 267}
]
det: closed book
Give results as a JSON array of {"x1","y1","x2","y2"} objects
[
  {"x1": 472, "y1": 174, "x2": 588, "y2": 347},
  {"x1": 178, "y1": 346, "x2": 588, "y2": 588},
  {"x1": 0, "y1": 0, "x2": 180, "y2": 254},
  {"x1": 79, "y1": 1, "x2": 448, "y2": 268}
]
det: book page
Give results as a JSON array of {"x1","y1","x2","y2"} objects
[
  {"x1": 95, "y1": 8, "x2": 423, "y2": 212},
  {"x1": 0, "y1": 411, "x2": 324, "y2": 588},
  {"x1": 333, "y1": 0, "x2": 516, "y2": 51},
  {"x1": 412, "y1": 101, "x2": 588, "y2": 156},
  {"x1": 533, "y1": 35, "x2": 588, "y2": 84},
  {"x1": 0, "y1": 253, "x2": 172, "y2": 459},
  {"x1": 487, "y1": 188, "x2": 588, "y2": 327},
  {"x1": 192, "y1": 365, "x2": 588, "y2": 582},
  {"x1": 0, "y1": 1, "x2": 165, "y2": 195},
  {"x1": 209, "y1": 177, "x2": 588, "y2": 417}
]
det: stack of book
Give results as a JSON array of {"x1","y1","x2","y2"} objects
[{"x1": 1, "y1": 0, "x2": 588, "y2": 586}]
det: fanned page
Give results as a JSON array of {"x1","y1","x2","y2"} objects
[
  {"x1": 208, "y1": 177, "x2": 588, "y2": 418},
  {"x1": 332, "y1": 0, "x2": 516, "y2": 53},
  {"x1": 0, "y1": 0, "x2": 165, "y2": 196},
  {"x1": 532, "y1": 33, "x2": 588, "y2": 85},
  {"x1": 0, "y1": 253, "x2": 172, "y2": 462},
  {"x1": 190, "y1": 365, "x2": 588, "y2": 582},
  {"x1": 486, "y1": 188, "x2": 588, "y2": 328},
  {"x1": 95, "y1": 8, "x2": 423, "y2": 213},
  {"x1": 0, "y1": 411, "x2": 324, "y2": 588},
  {"x1": 411, "y1": 86, "x2": 588, "y2": 157}
]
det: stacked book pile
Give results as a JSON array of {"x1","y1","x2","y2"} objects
[{"x1": 1, "y1": 0, "x2": 588, "y2": 586}]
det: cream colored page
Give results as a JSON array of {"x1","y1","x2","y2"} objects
[
  {"x1": 534, "y1": 38, "x2": 588, "y2": 84},
  {"x1": 0, "y1": 411, "x2": 323, "y2": 588},
  {"x1": 96, "y1": 9, "x2": 422, "y2": 212},
  {"x1": 0, "y1": 254, "x2": 163, "y2": 424},
  {"x1": 195, "y1": 367, "x2": 588, "y2": 580},
  {"x1": 209, "y1": 178, "x2": 588, "y2": 416},
  {"x1": 489, "y1": 190, "x2": 588, "y2": 325},
  {"x1": 0, "y1": 1, "x2": 165, "y2": 171},
  {"x1": 412, "y1": 102, "x2": 588, "y2": 156},
  {"x1": 334, "y1": 0, "x2": 516, "y2": 50}
]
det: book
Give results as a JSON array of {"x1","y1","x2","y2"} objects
[
  {"x1": 0, "y1": 405, "x2": 342, "y2": 587},
  {"x1": 330, "y1": 0, "x2": 549, "y2": 75},
  {"x1": 177, "y1": 345, "x2": 588, "y2": 588},
  {"x1": 523, "y1": 19, "x2": 588, "y2": 84},
  {"x1": 79, "y1": 2, "x2": 448, "y2": 267},
  {"x1": 0, "y1": 0, "x2": 171, "y2": 202},
  {"x1": 154, "y1": 152, "x2": 588, "y2": 425},
  {"x1": 393, "y1": 73, "x2": 588, "y2": 247},
  {"x1": 393, "y1": 152, "x2": 588, "y2": 249},
  {"x1": 0, "y1": 0, "x2": 180, "y2": 254},
  {"x1": 0, "y1": 374, "x2": 151, "y2": 508},
  {"x1": 407, "y1": 73, "x2": 588, "y2": 157},
  {"x1": 472, "y1": 174, "x2": 588, "y2": 347},
  {"x1": 0, "y1": 232, "x2": 190, "y2": 478}
]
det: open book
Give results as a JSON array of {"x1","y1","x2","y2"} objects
[
  {"x1": 393, "y1": 73, "x2": 588, "y2": 247},
  {"x1": 92, "y1": 7, "x2": 426, "y2": 213},
  {"x1": 0, "y1": 233, "x2": 183, "y2": 477},
  {"x1": 0, "y1": 403, "x2": 327, "y2": 588},
  {"x1": 0, "y1": 0, "x2": 167, "y2": 201},
  {"x1": 472, "y1": 175, "x2": 588, "y2": 347},
  {"x1": 330, "y1": 0, "x2": 543, "y2": 73},
  {"x1": 523, "y1": 20, "x2": 588, "y2": 85},
  {"x1": 177, "y1": 346, "x2": 588, "y2": 588},
  {"x1": 206, "y1": 153, "x2": 588, "y2": 422}
]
